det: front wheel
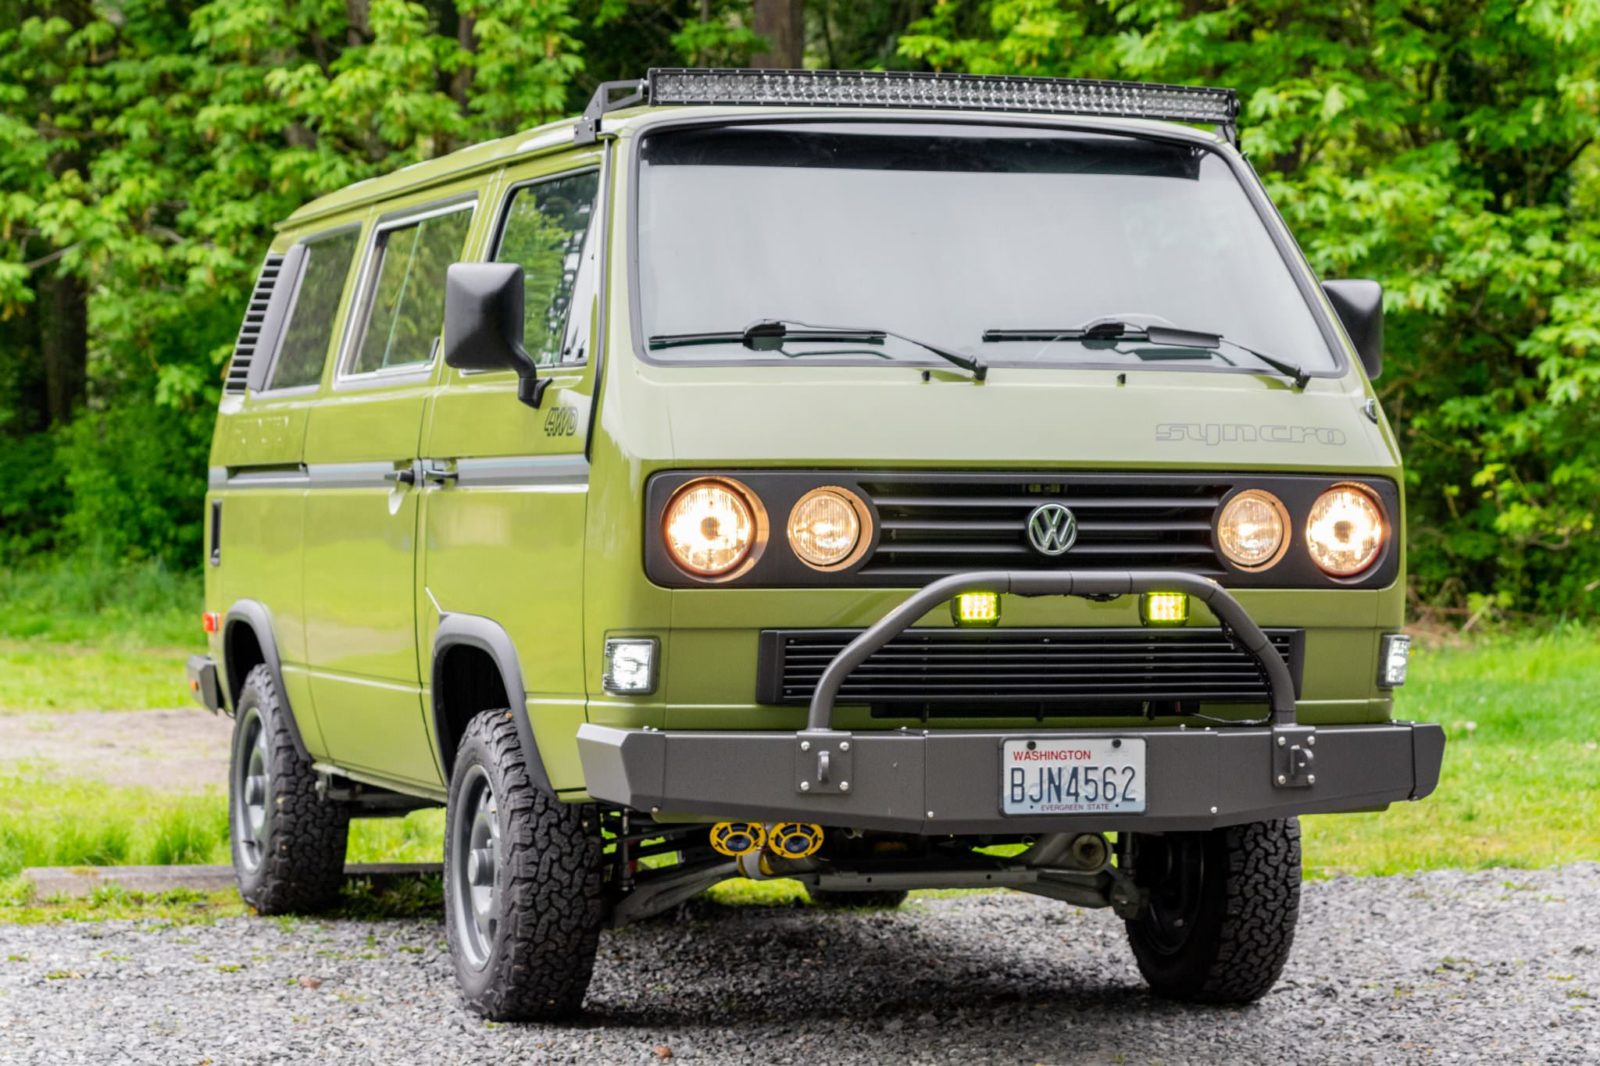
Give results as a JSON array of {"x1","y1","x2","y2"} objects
[
  {"x1": 1124, "y1": 818, "x2": 1301, "y2": 1004},
  {"x1": 445, "y1": 710, "x2": 605, "y2": 1021}
]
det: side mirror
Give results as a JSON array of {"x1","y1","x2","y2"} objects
[
  {"x1": 444, "y1": 262, "x2": 548, "y2": 408},
  {"x1": 1321, "y1": 279, "x2": 1384, "y2": 380}
]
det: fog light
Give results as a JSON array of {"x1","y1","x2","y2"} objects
[
  {"x1": 1378, "y1": 633, "x2": 1411, "y2": 688},
  {"x1": 1141, "y1": 592, "x2": 1189, "y2": 626},
  {"x1": 603, "y1": 638, "x2": 658, "y2": 695},
  {"x1": 952, "y1": 591, "x2": 1000, "y2": 626}
]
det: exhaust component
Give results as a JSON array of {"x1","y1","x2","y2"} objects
[{"x1": 709, "y1": 821, "x2": 767, "y2": 857}]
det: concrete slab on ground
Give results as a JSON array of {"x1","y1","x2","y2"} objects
[{"x1": 22, "y1": 863, "x2": 442, "y2": 898}]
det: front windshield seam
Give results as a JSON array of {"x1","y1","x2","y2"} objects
[{"x1": 624, "y1": 113, "x2": 1348, "y2": 379}]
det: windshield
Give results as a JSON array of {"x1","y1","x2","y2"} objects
[{"x1": 635, "y1": 122, "x2": 1339, "y2": 374}]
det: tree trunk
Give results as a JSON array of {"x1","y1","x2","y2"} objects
[
  {"x1": 751, "y1": 0, "x2": 804, "y2": 69},
  {"x1": 37, "y1": 270, "x2": 87, "y2": 426}
]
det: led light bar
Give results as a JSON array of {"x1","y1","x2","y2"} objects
[{"x1": 646, "y1": 67, "x2": 1238, "y2": 132}]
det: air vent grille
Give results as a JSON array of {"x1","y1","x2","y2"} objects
[{"x1": 224, "y1": 253, "x2": 285, "y2": 395}]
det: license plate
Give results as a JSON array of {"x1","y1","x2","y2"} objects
[{"x1": 1001, "y1": 738, "x2": 1147, "y2": 815}]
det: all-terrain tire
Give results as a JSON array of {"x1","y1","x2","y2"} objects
[
  {"x1": 445, "y1": 709, "x2": 605, "y2": 1022},
  {"x1": 806, "y1": 887, "x2": 910, "y2": 909},
  {"x1": 229, "y1": 664, "x2": 350, "y2": 914},
  {"x1": 1124, "y1": 818, "x2": 1301, "y2": 1004}
]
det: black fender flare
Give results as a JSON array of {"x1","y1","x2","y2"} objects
[
  {"x1": 430, "y1": 613, "x2": 550, "y2": 792},
  {"x1": 222, "y1": 599, "x2": 311, "y2": 761}
]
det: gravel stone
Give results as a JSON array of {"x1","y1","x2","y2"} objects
[{"x1": 1, "y1": 864, "x2": 1596, "y2": 1064}]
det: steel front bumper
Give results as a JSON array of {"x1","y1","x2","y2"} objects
[
  {"x1": 576, "y1": 570, "x2": 1446, "y2": 834},
  {"x1": 576, "y1": 719, "x2": 1445, "y2": 833}
]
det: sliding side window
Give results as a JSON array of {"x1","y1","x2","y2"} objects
[{"x1": 349, "y1": 204, "x2": 475, "y2": 375}]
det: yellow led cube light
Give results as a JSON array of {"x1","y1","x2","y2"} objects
[
  {"x1": 952, "y1": 591, "x2": 1001, "y2": 626},
  {"x1": 1141, "y1": 592, "x2": 1189, "y2": 626}
]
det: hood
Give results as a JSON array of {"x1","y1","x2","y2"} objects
[{"x1": 629, "y1": 362, "x2": 1397, "y2": 474}]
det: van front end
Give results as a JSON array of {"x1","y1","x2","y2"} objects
[{"x1": 566, "y1": 80, "x2": 1444, "y2": 1005}]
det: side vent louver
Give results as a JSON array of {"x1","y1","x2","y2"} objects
[{"x1": 224, "y1": 253, "x2": 286, "y2": 395}]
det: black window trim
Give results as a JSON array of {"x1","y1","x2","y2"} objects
[
  {"x1": 624, "y1": 113, "x2": 1354, "y2": 381},
  {"x1": 467, "y1": 163, "x2": 605, "y2": 376},
  {"x1": 256, "y1": 221, "x2": 364, "y2": 396},
  {"x1": 334, "y1": 193, "x2": 478, "y2": 390}
]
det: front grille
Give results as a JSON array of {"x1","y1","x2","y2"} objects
[
  {"x1": 758, "y1": 627, "x2": 1301, "y2": 714},
  {"x1": 860, "y1": 474, "x2": 1228, "y2": 582}
]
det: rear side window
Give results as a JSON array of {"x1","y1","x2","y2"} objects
[
  {"x1": 349, "y1": 205, "x2": 474, "y2": 375},
  {"x1": 268, "y1": 229, "x2": 359, "y2": 390},
  {"x1": 494, "y1": 171, "x2": 600, "y2": 367}
]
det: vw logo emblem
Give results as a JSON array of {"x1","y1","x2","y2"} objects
[{"x1": 1026, "y1": 502, "x2": 1078, "y2": 556}]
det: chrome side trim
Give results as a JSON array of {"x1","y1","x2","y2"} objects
[
  {"x1": 304, "y1": 461, "x2": 402, "y2": 488},
  {"x1": 453, "y1": 454, "x2": 589, "y2": 488}
]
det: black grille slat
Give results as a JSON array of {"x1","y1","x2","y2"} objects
[
  {"x1": 224, "y1": 253, "x2": 285, "y2": 395},
  {"x1": 858, "y1": 475, "x2": 1230, "y2": 578},
  {"x1": 762, "y1": 628, "x2": 1300, "y2": 711}
]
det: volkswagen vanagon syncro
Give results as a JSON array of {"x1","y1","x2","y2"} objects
[{"x1": 188, "y1": 68, "x2": 1444, "y2": 1020}]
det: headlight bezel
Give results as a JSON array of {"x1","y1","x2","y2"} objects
[
  {"x1": 642, "y1": 471, "x2": 1398, "y2": 590},
  {"x1": 660, "y1": 476, "x2": 769, "y2": 581},
  {"x1": 1214, "y1": 488, "x2": 1291, "y2": 572}
]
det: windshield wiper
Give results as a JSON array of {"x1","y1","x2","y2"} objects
[
  {"x1": 983, "y1": 321, "x2": 1309, "y2": 390},
  {"x1": 651, "y1": 319, "x2": 987, "y2": 381}
]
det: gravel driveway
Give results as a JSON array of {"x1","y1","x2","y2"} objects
[{"x1": 2, "y1": 865, "x2": 1595, "y2": 1065}]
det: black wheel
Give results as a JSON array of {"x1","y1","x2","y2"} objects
[
  {"x1": 1124, "y1": 818, "x2": 1301, "y2": 1004},
  {"x1": 445, "y1": 709, "x2": 605, "y2": 1022},
  {"x1": 229, "y1": 664, "x2": 350, "y2": 914},
  {"x1": 806, "y1": 886, "x2": 910, "y2": 909}
]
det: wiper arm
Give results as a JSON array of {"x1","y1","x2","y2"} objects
[
  {"x1": 651, "y1": 319, "x2": 987, "y2": 381},
  {"x1": 983, "y1": 322, "x2": 1309, "y2": 390}
]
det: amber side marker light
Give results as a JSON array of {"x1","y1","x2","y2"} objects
[
  {"x1": 202, "y1": 611, "x2": 220, "y2": 634},
  {"x1": 952, "y1": 591, "x2": 1001, "y2": 626},
  {"x1": 1140, "y1": 592, "x2": 1189, "y2": 626}
]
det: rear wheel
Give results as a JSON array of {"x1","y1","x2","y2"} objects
[
  {"x1": 806, "y1": 887, "x2": 909, "y2": 909},
  {"x1": 1124, "y1": 818, "x2": 1301, "y2": 1004},
  {"x1": 229, "y1": 665, "x2": 350, "y2": 914},
  {"x1": 445, "y1": 709, "x2": 605, "y2": 1021}
]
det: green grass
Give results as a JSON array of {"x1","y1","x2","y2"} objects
[
  {"x1": 0, "y1": 558, "x2": 201, "y2": 712},
  {"x1": 1303, "y1": 625, "x2": 1600, "y2": 876},
  {"x1": 0, "y1": 617, "x2": 1593, "y2": 921}
]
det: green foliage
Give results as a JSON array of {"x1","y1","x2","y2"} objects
[
  {"x1": 0, "y1": 558, "x2": 200, "y2": 647},
  {"x1": 900, "y1": 0, "x2": 1600, "y2": 616},
  {"x1": 2, "y1": 0, "x2": 1598, "y2": 614}
]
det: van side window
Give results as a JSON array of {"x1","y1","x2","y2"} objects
[
  {"x1": 494, "y1": 171, "x2": 600, "y2": 367},
  {"x1": 349, "y1": 205, "x2": 474, "y2": 375},
  {"x1": 268, "y1": 229, "x2": 359, "y2": 390}
]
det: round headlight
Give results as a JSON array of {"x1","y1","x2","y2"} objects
[
  {"x1": 663, "y1": 478, "x2": 761, "y2": 577},
  {"x1": 1216, "y1": 489, "x2": 1289, "y2": 570},
  {"x1": 1305, "y1": 484, "x2": 1384, "y2": 576},
  {"x1": 788, "y1": 487, "x2": 869, "y2": 570}
]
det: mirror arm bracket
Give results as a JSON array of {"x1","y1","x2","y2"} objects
[{"x1": 518, "y1": 371, "x2": 551, "y2": 409}]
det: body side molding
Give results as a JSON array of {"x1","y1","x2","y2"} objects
[
  {"x1": 222, "y1": 599, "x2": 311, "y2": 760},
  {"x1": 430, "y1": 613, "x2": 551, "y2": 791}
]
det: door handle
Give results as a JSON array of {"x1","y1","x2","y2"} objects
[{"x1": 384, "y1": 466, "x2": 417, "y2": 486}]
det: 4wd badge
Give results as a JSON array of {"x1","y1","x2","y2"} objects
[{"x1": 1026, "y1": 502, "x2": 1079, "y2": 556}]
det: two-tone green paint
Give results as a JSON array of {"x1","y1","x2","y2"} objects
[{"x1": 204, "y1": 104, "x2": 1404, "y2": 803}]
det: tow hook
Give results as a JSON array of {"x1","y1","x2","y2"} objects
[{"x1": 1272, "y1": 725, "x2": 1317, "y2": 789}]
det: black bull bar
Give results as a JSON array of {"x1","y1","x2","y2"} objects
[{"x1": 576, "y1": 571, "x2": 1445, "y2": 834}]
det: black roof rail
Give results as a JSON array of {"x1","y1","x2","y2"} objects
[{"x1": 575, "y1": 68, "x2": 1240, "y2": 146}]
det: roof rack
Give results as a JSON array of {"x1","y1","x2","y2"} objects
[{"x1": 574, "y1": 68, "x2": 1239, "y2": 147}]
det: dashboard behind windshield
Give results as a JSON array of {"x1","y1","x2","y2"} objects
[{"x1": 635, "y1": 121, "x2": 1340, "y2": 375}]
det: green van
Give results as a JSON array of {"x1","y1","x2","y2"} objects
[{"x1": 188, "y1": 68, "x2": 1444, "y2": 1020}]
